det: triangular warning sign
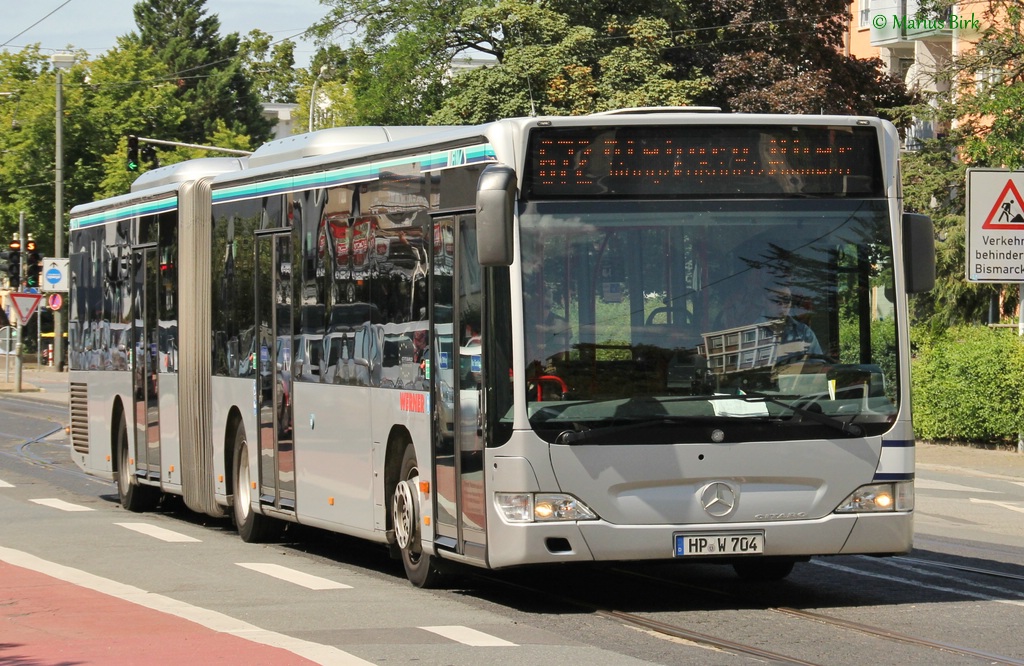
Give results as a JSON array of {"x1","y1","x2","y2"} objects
[
  {"x1": 982, "y1": 179, "x2": 1024, "y2": 229},
  {"x1": 9, "y1": 292, "x2": 43, "y2": 325}
]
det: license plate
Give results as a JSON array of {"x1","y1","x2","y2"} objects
[{"x1": 674, "y1": 532, "x2": 765, "y2": 557}]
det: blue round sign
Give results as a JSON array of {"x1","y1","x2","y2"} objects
[{"x1": 45, "y1": 266, "x2": 62, "y2": 285}]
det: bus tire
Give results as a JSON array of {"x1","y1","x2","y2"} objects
[
  {"x1": 116, "y1": 411, "x2": 159, "y2": 513},
  {"x1": 392, "y1": 444, "x2": 446, "y2": 588},
  {"x1": 231, "y1": 426, "x2": 278, "y2": 543},
  {"x1": 732, "y1": 558, "x2": 796, "y2": 581}
]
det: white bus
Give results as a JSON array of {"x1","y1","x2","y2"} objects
[{"x1": 68, "y1": 111, "x2": 934, "y2": 587}]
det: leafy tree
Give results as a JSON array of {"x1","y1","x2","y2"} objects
[
  {"x1": 239, "y1": 29, "x2": 300, "y2": 104},
  {"x1": 687, "y1": 0, "x2": 913, "y2": 115},
  {"x1": 315, "y1": 0, "x2": 912, "y2": 125},
  {"x1": 129, "y1": 0, "x2": 273, "y2": 146}
]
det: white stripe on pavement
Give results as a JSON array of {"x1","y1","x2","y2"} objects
[
  {"x1": 30, "y1": 498, "x2": 94, "y2": 512},
  {"x1": 116, "y1": 522, "x2": 202, "y2": 543},
  {"x1": 421, "y1": 625, "x2": 518, "y2": 647},
  {"x1": 0, "y1": 478, "x2": 13, "y2": 488},
  {"x1": 0, "y1": 546, "x2": 374, "y2": 665},
  {"x1": 236, "y1": 562, "x2": 352, "y2": 590},
  {"x1": 969, "y1": 497, "x2": 1024, "y2": 514}
]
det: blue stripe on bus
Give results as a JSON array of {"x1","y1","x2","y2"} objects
[
  {"x1": 212, "y1": 143, "x2": 497, "y2": 205},
  {"x1": 872, "y1": 472, "x2": 915, "y2": 481},
  {"x1": 880, "y1": 439, "x2": 914, "y2": 448},
  {"x1": 70, "y1": 196, "x2": 177, "y2": 229}
]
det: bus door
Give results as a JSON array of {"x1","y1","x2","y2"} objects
[
  {"x1": 255, "y1": 231, "x2": 296, "y2": 511},
  {"x1": 131, "y1": 245, "x2": 161, "y2": 483},
  {"x1": 431, "y1": 214, "x2": 486, "y2": 562}
]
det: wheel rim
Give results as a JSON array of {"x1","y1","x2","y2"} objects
[
  {"x1": 118, "y1": 431, "x2": 130, "y2": 497},
  {"x1": 392, "y1": 479, "x2": 417, "y2": 550},
  {"x1": 236, "y1": 445, "x2": 251, "y2": 520}
]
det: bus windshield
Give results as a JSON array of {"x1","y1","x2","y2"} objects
[{"x1": 520, "y1": 198, "x2": 899, "y2": 442}]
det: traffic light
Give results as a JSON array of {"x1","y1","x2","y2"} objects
[
  {"x1": 25, "y1": 240, "x2": 41, "y2": 288},
  {"x1": 127, "y1": 135, "x2": 139, "y2": 172},
  {"x1": 5, "y1": 239, "x2": 20, "y2": 287}
]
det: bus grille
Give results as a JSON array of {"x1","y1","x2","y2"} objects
[{"x1": 69, "y1": 382, "x2": 89, "y2": 454}]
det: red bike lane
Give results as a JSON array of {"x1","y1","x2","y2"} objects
[{"x1": 0, "y1": 554, "x2": 360, "y2": 665}]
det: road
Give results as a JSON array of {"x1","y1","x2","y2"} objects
[{"x1": 2, "y1": 370, "x2": 1024, "y2": 665}]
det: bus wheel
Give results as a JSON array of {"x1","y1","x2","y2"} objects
[
  {"x1": 231, "y1": 427, "x2": 278, "y2": 543},
  {"x1": 733, "y1": 558, "x2": 796, "y2": 581},
  {"x1": 116, "y1": 412, "x2": 159, "y2": 512},
  {"x1": 392, "y1": 445, "x2": 446, "y2": 588}
]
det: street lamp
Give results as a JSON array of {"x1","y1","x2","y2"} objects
[
  {"x1": 309, "y1": 65, "x2": 327, "y2": 132},
  {"x1": 52, "y1": 52, "x2": 75, "y2": 372}
]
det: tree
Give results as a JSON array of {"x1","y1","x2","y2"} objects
[
  {"x1": 129, "y1": 0, "x2": 273, "y2": 147},
  {"x1": 917, "y1": 1, "x2": 1024, "y2": 169},
  {"x1": 686, "y1": 0, "x2": 914, "y2": 116},
  {"x1": 315, "y1": 0, "x2": 912, "y2": 125},
  {"x1": 239, "y1": 29, "x2": 300, "y2": 104}
]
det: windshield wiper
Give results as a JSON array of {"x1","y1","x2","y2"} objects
[
  {"x1": 739, "y1": 390, "x2": 863, "y2": 437},
  {"x1": 556, "y1": 417, "x2": 692, "y2": 445}
]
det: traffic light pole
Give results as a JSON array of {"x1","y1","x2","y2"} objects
[{"x1": 13, "y1": 212, "x2": 25, "y2": 392}]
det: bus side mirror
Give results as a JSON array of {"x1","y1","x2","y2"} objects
[
  {"x1": 476, "y1": 164, "x2": 516, "y2": 267},
  {"x1": 903, "y1": 212, "x2": 935, "y2": 294}
]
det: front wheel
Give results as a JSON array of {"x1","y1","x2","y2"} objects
[
  {"x1": 391, "y1": 444, "x2": 447, "y2": 588},
  {"x1": 231, "y1": 426, "x2": 279, "y2": 543},
  {"x1": 116, "y1": 411, "x2": 159, "y2": 512}
]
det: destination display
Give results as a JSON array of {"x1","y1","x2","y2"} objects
[{"x1": 525, "y1": 125, "x2": 884, "y2": 199}]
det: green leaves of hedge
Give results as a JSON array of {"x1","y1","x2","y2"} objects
[{"x1": 913, "y1": 326, "x2": 1024, "y2": 444}]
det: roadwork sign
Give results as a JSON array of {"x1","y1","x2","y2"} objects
[{"x1": 967, "y1": 169, "x2": 1024, "y2": 282}]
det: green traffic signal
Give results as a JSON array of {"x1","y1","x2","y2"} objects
[{"x1": 127, "y1": 135, "x2": 139, "y2": 172}]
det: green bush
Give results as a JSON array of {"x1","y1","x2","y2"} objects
[{"x1": 912, "y1": 325, "x2": 1024, "y2": 444}]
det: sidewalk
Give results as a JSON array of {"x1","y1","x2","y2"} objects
[{"x1": 0, "y1": 363, "x2": 69, "y2": 403}]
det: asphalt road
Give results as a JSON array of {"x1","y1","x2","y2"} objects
[{"x1": 2, "y1": 371, "x2": 1023, "y2": 665}]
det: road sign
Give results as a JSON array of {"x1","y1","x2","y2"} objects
[
  {"x1": 42, "y1": 257, "x2": 69, "y2": 292},
  {"x1": 966, "y1": 169, "x2": 1024, "y2": 282},
  {"x1": 47, "y1": 292, "x2": 63, "y2": 312},
  {"x1": 9, "y1": 292, "x2": 43, "y2": 325}
]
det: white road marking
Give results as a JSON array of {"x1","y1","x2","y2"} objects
[
  {"x1": 116, "y1": 522, "x2": 202, "y2": 543},
  {"x1": 236, "y1": 562, "x2": 352, "y2": 590},
  {"x1": 969, "y1": 497, "x2": 1024, "y2": 514},
  {"x1": 915, "y1": 479, "x2": 996, "y2": 493},
  {"x1": 0, "y1": 478, "x2": 13, "y2": 488},
  {"x1": 30, "y1": 498, "x2": 94, "y2": 512},
  {"x1": 421, "y1": 625, "x2": 518, "y2": 646},
  {"x1": 0, "y1": 546, "x2": 373, "y2": 665}
]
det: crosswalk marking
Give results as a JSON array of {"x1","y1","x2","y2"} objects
[
  {"x1": 30, "y1": 498, "x2": 94, "y2": 512},
  {"x1": 236, "y1": 562, "x2": 351, "y2": 590},
  {"x1": 421, "y1": 625, "x2": 517, "y2": 647},
  {"x1": 915, "y1": 479, "x2": 996, "y2": 493},
  {"x1": 969, "y1": 497, "x2": 1024, "y2": 514},
  {"x1": 116, "y1": 522, "x2": 202, "y2": 543}
]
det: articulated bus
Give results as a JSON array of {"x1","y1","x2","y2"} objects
[{"x1": 68, "y1": 110, "x2": 934, "y2": 587}]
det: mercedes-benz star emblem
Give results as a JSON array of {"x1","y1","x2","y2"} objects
[{"x1": 700, "y1": 482, "x2": 738, "y2": 517}]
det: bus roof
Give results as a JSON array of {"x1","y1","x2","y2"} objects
[{"x1": 247, "y1": 126, "x2": 461, "y2": 168}]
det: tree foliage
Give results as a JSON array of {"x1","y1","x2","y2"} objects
[
  {"x1": 128, "y1": 0, "x2": 272, "y2": 145},
  {"x1": 315, "y1": 0, "x2": 914, "y2": 124}
]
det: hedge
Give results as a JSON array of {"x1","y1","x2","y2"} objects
[{"x1": 912, "y1": 325, "x2": 1024, "y2": 444}]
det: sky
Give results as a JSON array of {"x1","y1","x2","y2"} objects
[{"x1": 1, "y1": 0, "x2": 329, "y2": 67}]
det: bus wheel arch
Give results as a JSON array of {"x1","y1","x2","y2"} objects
[
  {"x1": 229, "y1": 415, "x2": 279, "y2": 543},
  {"x1": 112, "y1": 398, "x2": 159, "y2": 512},
  {"x1": 387, "y1": 433, "x2": 447, "y2": 588}
]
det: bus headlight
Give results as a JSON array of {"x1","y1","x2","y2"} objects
[
  {"x1": 495, "y1": 492, "x2": 599, "y2": 523},
  {"x1": 835, "y1": 481, "x2": 914, "y2": 513}
]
